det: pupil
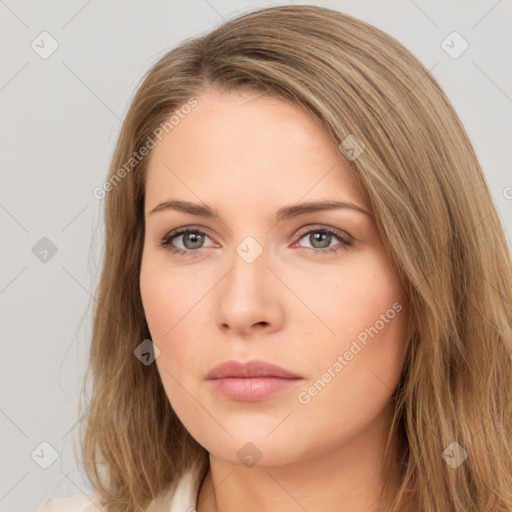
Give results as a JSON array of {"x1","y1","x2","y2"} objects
[
  {"x1": 312, "y1": 232, "x2": 330, "y2": 249},
  {"x1": 185, "y1": 233, "x2": 203, "y2": 249}
]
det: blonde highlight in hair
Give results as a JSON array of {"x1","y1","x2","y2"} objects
[{"x1": 80, "y1": 5, "x2": 512, "y2": 511}]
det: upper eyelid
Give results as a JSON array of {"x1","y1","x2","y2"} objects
[{"x1": 295, "y1": 225, "x2": 352, "y2": 240}]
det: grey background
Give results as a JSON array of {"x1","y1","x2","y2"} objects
[{"x1": 1, "y1": 1, "x2": 510, "y2": 511}]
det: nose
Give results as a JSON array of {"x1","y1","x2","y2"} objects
[{"x1": 214, "y1": 245, "x2": 285, "y2": 337}]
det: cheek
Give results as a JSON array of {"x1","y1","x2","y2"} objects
[
  {"x1": 140, "y1": 275, "x2": 173, "y2": 338},
  {"x1": 291, "y1": 254, "x2": 405, "y2": 347},
  {"x1": 296, "y1": 254, "x2": 408, "y2": 406},
  {"x1": 294, "y1": 302, "x2": 408, "y2": 445},
  {"x1": 140, "y1": 273, "x2": 201, "y2": 417},
  {"x1": 140, "y1": 260, "x2": 206, "y2": 386},
  {"x1": 140, "y1": 256, "x2": 194, "y2": 340}
]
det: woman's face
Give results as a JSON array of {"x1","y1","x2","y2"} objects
[{"x1": 140, "y1": 87, "x2": 409, "y2": 468}]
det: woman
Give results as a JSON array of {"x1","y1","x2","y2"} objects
[{"x1": 37, "y1": 4, "x2": 512, "y2": 512}]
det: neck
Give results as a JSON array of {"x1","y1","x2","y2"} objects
[{"x1": 196, "y1": 405, "x2": 401, "y2": 512}]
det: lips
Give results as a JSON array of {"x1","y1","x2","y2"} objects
[
  {"x1": 206, "y1": 360, "x2": 303, "y2": 401},
  {"x1": 206, "y1": 359, "x2": 302, "y2": 380}
]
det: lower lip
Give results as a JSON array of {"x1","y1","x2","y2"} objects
[{"x1": 208, "y1": 377, "x2": 302, "y2": 401}]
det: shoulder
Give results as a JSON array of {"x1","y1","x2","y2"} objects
[
  {"x1": 35, "y1": 493, "x2": 105, "y2": 512},
  {"x1": 35, "y1": 465, "x2": 204, "y2": 512}
]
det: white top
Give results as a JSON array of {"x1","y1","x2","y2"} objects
[{"x1": 35, "y1": 466, "x2": 202, "y2": 512}]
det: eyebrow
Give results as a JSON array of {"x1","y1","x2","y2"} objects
[{"x1": 148, "y1": 199, "x2": 372, "y2": 221}]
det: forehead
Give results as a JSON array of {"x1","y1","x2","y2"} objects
[{"x1": 144, "y1": 88, "x2": 367, "y2": 215}]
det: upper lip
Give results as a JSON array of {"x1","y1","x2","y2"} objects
[{"x1": 206, "y1": 360, "x2": 303, "y2": 379}]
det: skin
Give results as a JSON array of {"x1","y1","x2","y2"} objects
[{"x1": 140, "y1": 87, "x2": 409, "y2": 512}]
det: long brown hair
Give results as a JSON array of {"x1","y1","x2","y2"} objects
[{"x1": 80, "y1": 5, "x2": 512, "y2": 511}]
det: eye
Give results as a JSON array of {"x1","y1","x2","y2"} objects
[
  {"x1": 159, "y1": 227, "x2": 215, "y2": 258},
  {"x1": 293, "y1": 226, "x2": 353, "y2": 255},
  {"x1": 159, "y1": 225, "x2": 353, "y2": 258}
]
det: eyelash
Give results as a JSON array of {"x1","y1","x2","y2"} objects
[{"x1": 159, "y1": 226, "x2": 353, "y2": 258}]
